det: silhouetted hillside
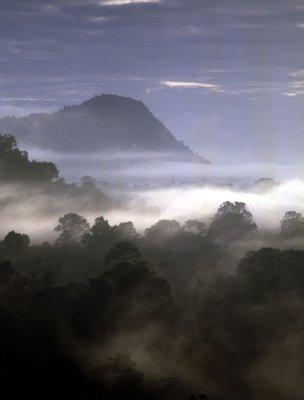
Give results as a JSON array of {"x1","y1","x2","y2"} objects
[{"x1": 0, "y1": 95, "x2": 209, "y2": 162}]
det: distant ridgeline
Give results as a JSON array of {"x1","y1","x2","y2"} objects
[{"x1": 0, "y1": 94, "x2": 209, "y2": 163}]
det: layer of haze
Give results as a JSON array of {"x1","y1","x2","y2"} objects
[
  {"x1": 1, "y1": 171, "x2": 304, "y2": 242},
  {"x1": 106, "y1": 179, "x2": 304, "y2": 231},
  {"x1": 28, "y1": 148, "x2": 304, "y2": 183}
]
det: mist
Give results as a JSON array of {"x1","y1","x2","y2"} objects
[
  {"x1": 1, "y1": 169, "x2": 304, "y2": 242},
  {"x1": 0, "y1": 146, "x2": 294, "y2": 242},
  {"x1": 28, "y1": 147, "x2": 304, "y2": 183},
  {"x1": 1, "y1": 137, "x2": 304, "y2": 400}
]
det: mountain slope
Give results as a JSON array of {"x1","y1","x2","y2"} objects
[{"x1": 0, "y1": 94, "x2": 208, "y2": 162}]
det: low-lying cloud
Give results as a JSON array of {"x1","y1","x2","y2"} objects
[
  {"x1": 1, "y1": 176, "x2": 304, "y2": 242},
  {"x1": 1, "y1": 148, "x2": 303, "y2": 242},
  {"x1": 104, "y1": 179, "x2": 304, "y2": 231}
]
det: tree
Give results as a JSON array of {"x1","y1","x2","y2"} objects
[
  {"x1": 280, "y1": 211, "x2": 304, "y2": 238},
  {"x1": 55, "y1": 213, "x2": 90, "y2": 245},
  {"x1": 238, "y1": 248, "x2": 304, "y2": 301},
  {"x1": 0, "y1": 260, "x2": 14, "y2": 284},
  {"x1": 102, "y1": 243, "x2": 173, "y2": 326},
  {"x1": 104, "y1": 242, "x2": 142, "y2": 268},
  {"x1": 80, "y1": 175, "x2": 96, "y2": 189},
  {"x1": 0, "y1": 133, "x2": 58, "y2": 182},
  {"x1": 91, "y1": 216, "x2": 112, "y2": 236},
  {"x1": 208, "y1": 201, "x2": 257, "y2": 241},
  {"x1": 144, "y1": 219, "x2": 181, "y2": 241},
  {"x1": 0, "y1": 134, "x2": 18, "y2": 155},
  {"x1": 113, "y1": 222, "x2": 138, "y2": 241},
  {"x1": 4, "y1": 230, "x2": 30, "y2": 251},
  {"x1": 82, "y1": 216, "x2": 113, "y2": 248},
  {"x1": 29, "y1": 160, "x2": 59, "y2": 182},
  {"x1": 184, "y1": 219, "x2": 207, "y2": 236}
]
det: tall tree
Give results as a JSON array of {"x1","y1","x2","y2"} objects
[{"x1": 55, "y1": 213, "x2": 90, "y2": 245}]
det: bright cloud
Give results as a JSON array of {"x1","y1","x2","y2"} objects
[
  {"x1": 160, "y1": 81, "x2": 222, "y2": 91},
  {"x1": 100, "y1": 0, "x2": 161, "y2": 5}
]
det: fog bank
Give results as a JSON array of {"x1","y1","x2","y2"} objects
[
  {"x1": 1, "y1": 178, "x2": 304, "y2": 242},
  {"x1": 28, "y1": 148, "x2": 304, "y2": 184}
]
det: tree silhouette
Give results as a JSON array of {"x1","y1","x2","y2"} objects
[
  {"x1": 0, "y1": 133, "x2": 58, "y2": 182},
  {"x1": 144, "y1": 219, "x2": 181, "y2": 241},
  {"x1": 184, "y1": 219, "x2": 207, "y2": 236},
  {"x1": 82, "y1": 216, "x2": 113, "y2": 248},
  {"x1": 113, "y1": 221, "x2": 138, "y2": 241},
  {"x1": 4, "y1": 230, "x2": 30, "y2": 251},
  {"x1": 280, "y1": 210, "x2": 304, "y2": 238},
  {"x1": 104, "y1": 241, "x2": 142, "y2": 268},
  {"x1": 55, "y1": 213, "x2": 90, "y2": 245},
  {"x1": 208, "y1": 201, "x2": 257, "y2": 240}
]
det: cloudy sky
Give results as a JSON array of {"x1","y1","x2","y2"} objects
[{"x1": 2, "y1": 0, "x2": 304, "y2": 163}]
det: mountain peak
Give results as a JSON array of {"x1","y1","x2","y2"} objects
[
  {"x1": 0, "y1": 94, "x2": 209, "y2": 163},
  {"x1": 60, "y1": 94, "x2": 145, "y2": 113}
]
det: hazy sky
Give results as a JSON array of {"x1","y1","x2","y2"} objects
[{"x1": 2, "y1": 0, "x2": 304, "y2": 163}]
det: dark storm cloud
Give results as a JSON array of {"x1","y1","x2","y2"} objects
[{"x1": 2, "y1": 0, "x2": 304, "y2": 161}]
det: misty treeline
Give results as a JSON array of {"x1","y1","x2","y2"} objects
[
  {"x1": 2, "y1": 203, "x2": 304, "y2": 399},
  {"x1": 0, "y1": 133, "x2": 111, "y2": 212},
  {"x1": 2, "y1": 134, "x2": 304, "y2": 399}
]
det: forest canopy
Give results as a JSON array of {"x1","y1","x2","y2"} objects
[{"x1": 1, "y1": 201, "x2": 304, "y2": 399}]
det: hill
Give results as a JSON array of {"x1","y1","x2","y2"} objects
[{"x1": 0, "y1": 94, "x2": 209, "y2": 162}]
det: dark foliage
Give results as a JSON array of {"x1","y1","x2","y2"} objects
[
  {"x1": 1, "y1": 198, "x2": 304, "y2": 399},
  {"x1": 280, "y1": 210, "x2": 304, "y2": 238},
  {"x1": 4, "y1": 230, "x2": 30, "y2": 251},
  {"x1": 208, "y1": 201, "x2": 257, "y2": 241},
  {"x1": 0, "y1": 133, "x2": 111, "y2": 214},
  {"x1": 0, "y1": 134, "x2": 58, "y2": 182}
]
